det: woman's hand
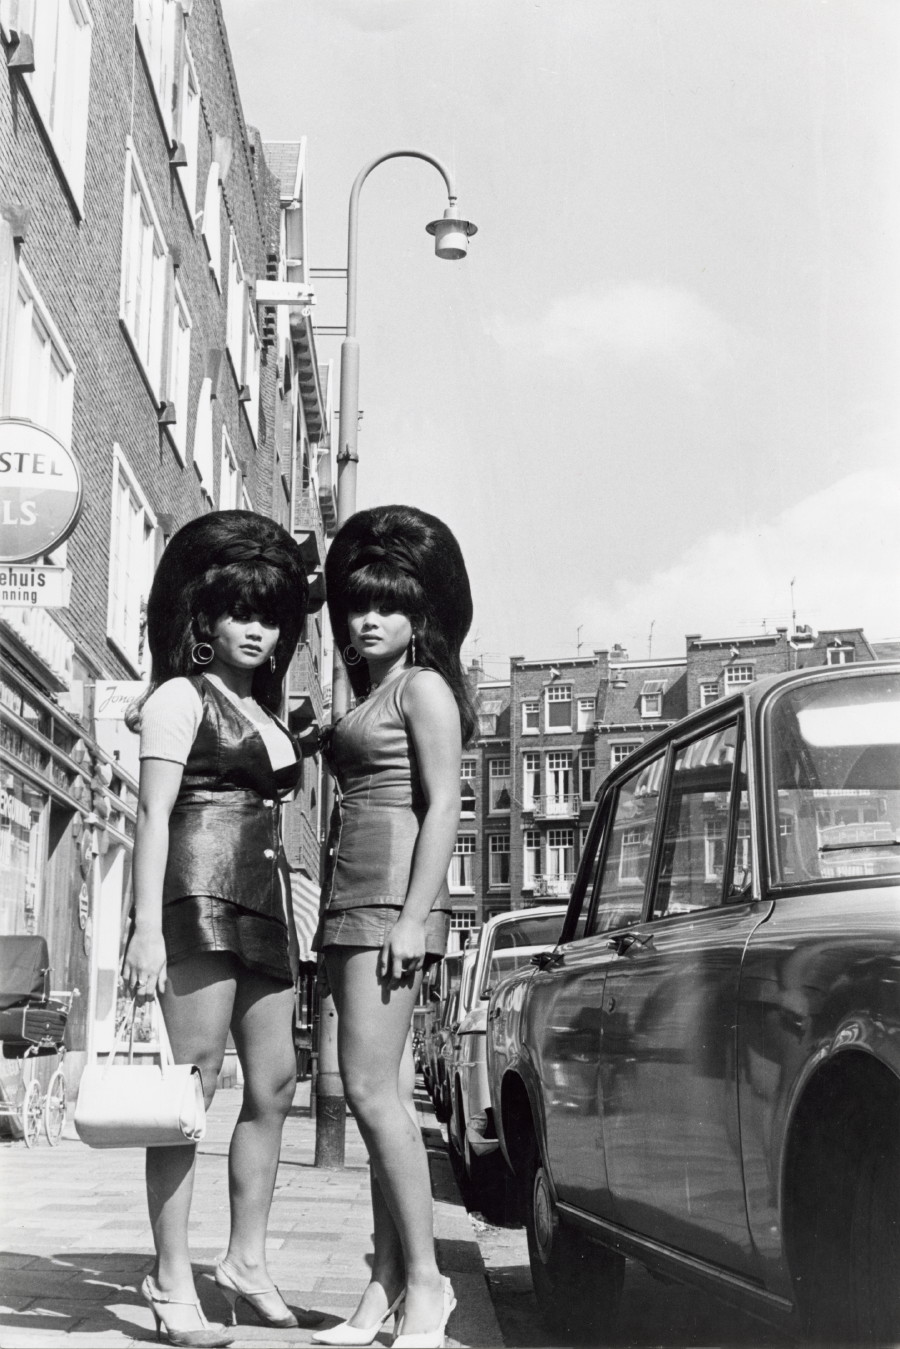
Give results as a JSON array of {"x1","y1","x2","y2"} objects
[
  {"x1": 379, "y1": 915, "x2": 427, "y2": 985},
  {"x1": 122, "y1": 926, "x2": 168, "y2": 1002}
]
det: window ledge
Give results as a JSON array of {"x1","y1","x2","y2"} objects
[{"x1": 449, "y1": 886, "x2": 475, "y2": 896}]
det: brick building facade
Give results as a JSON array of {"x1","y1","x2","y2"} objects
[{"x1": 0, "y1": 0, "x2": 330, "y2": 1099}]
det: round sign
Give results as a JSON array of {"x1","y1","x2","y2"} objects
[
  {"x1": 0, "y1": 419, "x2": 83, "y2": 563},
  {"x1": 78, "y1": 882, "x2": 89, "y2": 930}
]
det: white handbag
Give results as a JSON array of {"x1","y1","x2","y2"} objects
[{"x1": 74, "y1": 998, "x2": 206, "y2": 1148}]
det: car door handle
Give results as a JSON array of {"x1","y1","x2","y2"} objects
[{"x1": 605, "y1": 930, "x2": 653, "y2": 955}]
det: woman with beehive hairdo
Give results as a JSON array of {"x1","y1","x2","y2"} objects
[
  {"x1": 314, "y1": 505, "x2": 474, "y2": 1349},
  {"x1": 121, "y1": 510, "x2": 324, "y2": 1346}
]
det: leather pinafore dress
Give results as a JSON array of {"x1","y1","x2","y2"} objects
[{"x1": 161, "y1": 675, "x2": 303, "y2": 983}]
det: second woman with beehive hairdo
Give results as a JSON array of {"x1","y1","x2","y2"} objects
[{"x1": 313, "y1": 504, "x2": 476, "y2": 1349}]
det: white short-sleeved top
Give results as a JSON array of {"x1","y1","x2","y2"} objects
[{"x1": 139, "y1": 677, "x2": 295, "y2": 770}]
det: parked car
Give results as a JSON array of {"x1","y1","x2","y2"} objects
[
  {"x1": 487, "y1": 663, "x2": 900, "y2": 1344},
  {"x1": 446, "y1": 906, "x2": 568, "y2": 1190},
  {"x1": 424, "y1": 948, "x2": 467, "y2": 1122}
]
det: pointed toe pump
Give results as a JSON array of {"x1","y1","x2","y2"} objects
[
  {"x1": 312, "y1": 1291, "x2": 405, "y2": 1346},
  {"x1": 140, "y1": 1275, "x2": 234, "y2": 1348},
  {"x1": 214, "y1": 1258, "x2": 322, "y2": 1330},
  {"x1": 392, "y1": 1278, "x2": 456, "y2": 1349}
]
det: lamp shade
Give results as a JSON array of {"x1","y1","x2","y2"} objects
[{"x1": 426, "y1": 207, "x2": 478, "y2": 260}]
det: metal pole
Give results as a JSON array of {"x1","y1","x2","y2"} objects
[{"x1": 314, "y1": 151, "x2": 458, "y2": 1169}]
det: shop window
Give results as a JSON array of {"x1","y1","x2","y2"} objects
[
  {"x1": 15, "y1": 0, "x2": 93, "y2": 207},
  {"x1": 489, "y1": 834, "x2": 510, "y2": 887},
  {"x1": 108, "y1": 447, "x2": 158, "y2": 673},
  {"x1": 120, "y1": 142, "x2": 168, "y2": 396}
]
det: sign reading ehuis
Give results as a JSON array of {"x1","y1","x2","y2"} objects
[{"x1": 0, "y1": 419, "x2": 84, "y2": 564}]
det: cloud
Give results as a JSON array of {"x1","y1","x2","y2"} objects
[
  {"x1": 490, "y1": 281, "x2": 739, "y2": 385},
  {"x1": 580, "y1": 467, "x2": 900, "y2": 655}
]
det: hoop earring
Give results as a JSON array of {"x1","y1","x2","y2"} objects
[
  {"x1": 191, "y1": 642, "x2": 214, "y2": 666},
  {"x1": 270, "y1": 654, "x2": 276, "y2": 673},
  {"x1": 343, "y1": 643, "x2": 363, "y2": 667},
  {"x1": 411, "y1": 633, "x2": 417, "y2": 665}
]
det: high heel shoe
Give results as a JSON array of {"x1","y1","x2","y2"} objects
[
  {"x1": 392, "y1": 1278, "x2": 455, "y2": 1349},
  {"x1": 140, "y1": 1275, "x2": 234, "y2": 1348},
  {"x1": 312, "y1": 1291, "x2": 405, "y2": 1346},
  {"x1": 214, "y1": 1257, "x2": 322, "y2": 1329}
]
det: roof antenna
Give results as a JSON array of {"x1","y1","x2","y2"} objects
[
  {"x1": 648, "y1": 619, "x2": 655, "y2": 659},
  {"x1": 576, "y1": 625, "x2": 583, "y2": 656},
  {"x1": 790, "y1": 578, "x2": 797, "y2": 632}
]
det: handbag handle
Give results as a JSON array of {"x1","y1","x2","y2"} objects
[{"x1": 105, "y1": 996, "x2": 177, "y2": 1074}]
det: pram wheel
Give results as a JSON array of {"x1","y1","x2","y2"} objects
[
  {"x1": 44, "y1": 1068, "x2": 67, "y2": 1146},
  {"x1": 22, "y1": 1079, "x2": 41, "y2": 1148}
]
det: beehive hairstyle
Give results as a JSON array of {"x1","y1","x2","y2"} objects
[
  {"x1": 325, "y1": 504, "x2": 476, "y2": 744},
  {"x1": 127, "y1": 510, "x2": 309, "y2": 728}
]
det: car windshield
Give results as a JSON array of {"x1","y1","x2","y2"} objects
[
  {"x1": 766, "y1": 671, "x2": 900, "y2": 886},
  {"x1": 479, "y1": 911, "x2": 570, "y2": 998}
]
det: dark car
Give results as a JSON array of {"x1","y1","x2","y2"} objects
[{"x1": 487, "y1": 662, "x2": 900, "y2": 1344}]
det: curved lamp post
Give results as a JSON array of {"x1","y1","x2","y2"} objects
[
  {"x1": 315, "y1": 152, "x2": 476, "y2": 1170},
  {"x1": 332, "y1": 149, "x2": 477, "y2": 719}
]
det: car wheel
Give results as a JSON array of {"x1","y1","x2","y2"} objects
[
  {"x1": 434, "y1": 1077, "x2": 452, "y2": 1124},
  {"x1": 847, "y1": 1114, "x2": 900, "y2": 1343},
  {"x1": 524, "y1": 1139, "x2": 623, "y2": 1343}
]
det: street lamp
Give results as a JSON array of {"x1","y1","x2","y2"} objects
[
  {"x1": 332, "y1": 149, "x2": 477, "y2": 721},
  {"x1": 315, "y1": 151, "x2": 477, "y2": 1170}
]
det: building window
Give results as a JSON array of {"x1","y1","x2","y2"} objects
[
  {"x1": 243, "y1": 306, "x2": 261, "y2": 443},
  {"x1": 546, "y1": 828, "x2": 575, "y2": 879},
  {"x1": 201, "y1": 161, "x2": 222, "y2": 284},
  {"x1": 9, "y1": 266, "x2": 75, "y2": 446},
  {"x1": 577, "y1": 697, "x2": 594, "y2": 732},
  {"x1": 579, "y1": 748, "x2": 595, "y2": 801},
  {"x1": 134, "y1": 0, "x2": 180, "y2": 135},
  {"x1": 522, "y1": 700, "x2": 539, "y2": 733},
  {"x1": 176, "y1": 40, "x2": 200, "y2": 210},
  {"x1": 640, "y1": 680, "x2": 665, "y2": 719},
  {"x1": 449, "y1": 834, "x2": 476, "y2": 891},
  {"x1": 724, "y1": 663, "x2": 754, "y2": 688},
  {"x1": 120, "y1": 142, "x2": 168, "y2": 395},
  {"x1": 166, "y1": 279, "x2": 191, "y2": 461},
  {"x1": 580, "y1": 825, "x2": 590, "y2": 853},
  {"x1": 219, "y1": 427, "x2": 239, "y2": 510},
  {"x1": 17, "y1": 0, "x2": 93, "y2": 207},
  {"x1": 610, "y1": 741, "x2": 640, "y2": 768},
  {"x1": 545, "y1": 684, "x2": 572, "y2": 731},
  {"x1": 460, "y1": 759, "x2": 476, "y2": 819},
  {"x1": 523, "y1": 829, "x2": 541, "y2": 890},
  {"x1": 489, "y1": 834, "x2": 510, "y2": 887},
  {"x1": 226, "y1": 231, "x2": 246, "y2": 379},
  {"x1": 826, "y1": 647, "x2": 854, "y2": 665},
  {"x1": 699, "y1": 681, "x2": 719, "y2": 707},
  {"x1": 488, "y1": 758, "x2": 511, "y2": 812},
  {"x1": 522, "y1": 752, "x2": 541, "y2": 810},
  {"x1": 449, "y1": 909, "x2": 476, "y2": 932},
  {"x1": 108, "y1": 447, "x2": 157, "y2": 672},
  {"x1": 545, "y1": 751, "x2": 572, "y2": 806}
]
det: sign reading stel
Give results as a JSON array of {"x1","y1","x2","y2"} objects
[{"x1": 0, "y1": 419, "x2": 84, "y2": 563}]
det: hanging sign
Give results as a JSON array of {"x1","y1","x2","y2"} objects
[
  {"x1": 0, "y1": 563, "x2": 71, "y2": 607},
  {"x1": 0, "y1": 419, "x2": 84, "y2": 563}
]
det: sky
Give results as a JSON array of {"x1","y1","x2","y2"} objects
[{"x1": 221, "y1": 0, "x2": 900, "y2": 676}]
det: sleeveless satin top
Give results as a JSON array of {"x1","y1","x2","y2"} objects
[
  {"x1": 162, "y1": 676, "x2": 302, "y2": 921},
  {"x1": 324, "y1": 667, "x2": 450, "y2": 911}
]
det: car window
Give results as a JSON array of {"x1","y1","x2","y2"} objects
[
  {"x1": 651, "y1": 719, "x2": 740, "y2": 918},
  {"x1": 588, "y1": 753, "x2": 666, "y2": 935},
  {"x1": 766, "y1": 671, "x2": 900, "y2": 886},
  {"x1": 728, "y1": 735, "x2": 752, "y2": 898}
]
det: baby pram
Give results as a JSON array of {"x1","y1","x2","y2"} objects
[{"x1": 0, "y1": 935, "x2": 78, "y2": 1146}]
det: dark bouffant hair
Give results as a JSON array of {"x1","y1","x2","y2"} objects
[
  {"x1": 127, "y1": 510, "x2": 309, "y2": 729},
  {"x1": 325, "y1": 504, "x2": 476, "y2": 744}
]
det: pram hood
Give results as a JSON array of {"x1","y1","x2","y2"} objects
[{"x1": 0, "y1": 936, "x2": 50, "y2": 1010}]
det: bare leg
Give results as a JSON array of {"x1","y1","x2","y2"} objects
[
  {"x1": 327, "y1": 949, "x2": 444, "y2": 1337},
  {"x1": 363, "y1": 1035, "x2": 418, "y2": 1321},
  {"x1": 148, "y1": 954, "x2": 237, "y2": 1327},
  {"x1": 220, "y1": 970, "x2": 296, "y2": 1316}
]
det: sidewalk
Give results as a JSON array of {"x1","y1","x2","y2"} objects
[{"x1": 0, "y1": 1083, "x2": 502, "y2": 1349}]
